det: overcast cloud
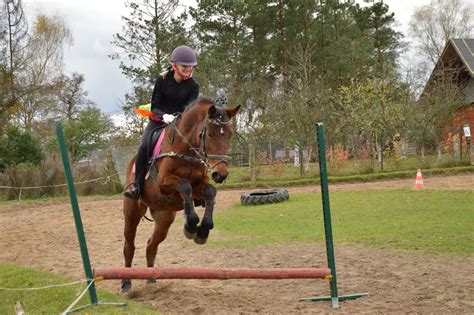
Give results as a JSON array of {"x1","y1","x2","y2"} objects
[{"x1": 21, "y1": 0, "x2": 473, "y2": 114}]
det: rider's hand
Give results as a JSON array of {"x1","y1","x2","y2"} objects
[{"x1": 162, "y1": 114, "x2": 176, "y2": 124}]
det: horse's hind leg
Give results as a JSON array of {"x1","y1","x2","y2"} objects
[
  {"x1": 145, "y1": 211, "x2": 177, "y2": 283},
  {"x1": 122, "y1": 199, "x2": 147, "y2": 293}
]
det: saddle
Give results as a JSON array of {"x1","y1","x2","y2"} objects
[
  {"x1": 149, "y1": 127, "x2": 167, "y2": 159},
  {"x1": 144, "y1": 126, "x2": 166, "y2": 182}
]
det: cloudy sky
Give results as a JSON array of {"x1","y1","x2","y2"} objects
[{"x1": 21, "y1": 0, "x2": 472, "y2": 114}]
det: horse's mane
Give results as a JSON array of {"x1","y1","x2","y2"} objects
[{"x1": 184, "y1": 97, "x2": 214, "y2": 112}]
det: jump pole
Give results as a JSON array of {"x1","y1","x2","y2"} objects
[
  {"x1": 55, "y1": 122, "x2": 97, "y2": 305},
  {"x1": 298, "y1": 123, "x2": 368, "y2": 306},
  {"x1": 94, "y1": 267, "x2": 331, "y2": 280},
  {"x1": 56, "y1": 122, "x2": 125, "y2": 313}
]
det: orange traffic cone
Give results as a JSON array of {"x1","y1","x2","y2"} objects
[{"x1": 414, "y1": 168, "x2": 424, "y2": 189}]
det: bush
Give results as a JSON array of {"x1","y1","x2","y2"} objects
[
  {"x1": 0, "y1": 152, "x2": 123, "y2": 201},
  {"x1": 0, "y1": 125, "x2": 44, "y2": 172}
]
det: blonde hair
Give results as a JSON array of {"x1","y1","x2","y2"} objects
[{"x1": 160, "y1": 69, "x2": 169, "y2": 78}]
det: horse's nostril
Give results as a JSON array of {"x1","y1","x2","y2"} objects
[
  {"x1": 211, "y1": 172, "x2": 227, "y2": 183},
  {"x1": 211, "y1": 172, "x2": 221, "y2": 182}
]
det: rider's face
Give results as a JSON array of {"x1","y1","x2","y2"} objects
[{"x1": 176, "y1": 64, "x2": 195, "y2": 76}]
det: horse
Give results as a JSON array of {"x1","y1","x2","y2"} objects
[{"x1": 121, "y1": 97, "x2": 240, "y2": 292}]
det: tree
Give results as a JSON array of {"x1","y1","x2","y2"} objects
[
  {"x1": 0, "y1": 0, "x2": 28, "y2": 75},
  {"x1": 324, "y1": 75, "x2": 416, "y2": 166},
  {"x1": 63, "y1": 107, "x2": 114, "y2": 162},
  {"x1": 269, "y1": 40, "x2": 321, "y2": 147},
  {"x1": 0, "y1": 0, "x2": 28, "y2": 131},
  {"x1": 409, "y1": 0, "x2": 474, "y2": 65},
  {"x1": 191, "y1": 0, "x2": 261, "y2": 114},
  {"x1": 0, "y1": 124, "x2": 43, "y2": 172},
  {"x1": 353, "y1": 1, "x2": 403, "y2": 78},
  {"x1": 269, "y1": 1, "x2": 402, "y2": 150},
  {"x1": 56, "y1": 72, "x2": 95, "y2": 121},
  {"x1": 14, "y1": 13, "x2": 72, "y2": 130},
  {"x1": 111, "y1": 0, "x2": 189, "y2": 138},
  {"x1": 111, "y1": 0, "x2": 185, "y2": 81},
  {"x1": 0, "y1": 65, "x2": 15, "y2": 132},
  {"x1": 191, "y1": 0, "x2": 274, "y2": 173},
  {"x1": 411, "y1": 68, "x2": 465, "y2": 159}
]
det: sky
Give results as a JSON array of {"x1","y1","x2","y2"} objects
[{"x1": 21, "y1": 0, "x2": 473, "y2": 115}]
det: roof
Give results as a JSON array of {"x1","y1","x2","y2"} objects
[
  {"x1": 450, "y1": 39, "x2": 474, "y2": 76},
  {"x1": 422, "y1": 38, "x2": 474, "y2": 97}
]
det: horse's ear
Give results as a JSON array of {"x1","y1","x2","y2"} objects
[
  {"x1": 208, "y1": 105, "x2": 217, "y2": 118},
  {"x1": 226, "y1": 105, "x2": 241, "y2": 118}
]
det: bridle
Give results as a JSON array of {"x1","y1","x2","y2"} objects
[
  {"x1": 199, "y1": 116, "x2": 233, "y2": 169},
  {"x1": 155, "y1": 111, "x2": 232, "y2": 173}
]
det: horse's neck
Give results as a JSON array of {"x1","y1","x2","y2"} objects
[{"x1": 171, "y1": 113, "x2": 204, "y2": 150}]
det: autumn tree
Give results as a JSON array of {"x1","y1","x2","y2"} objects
[
  {"x1": 412, "y1": 69, "x2": 465, "y2": 158},
  {"x1": 14, "y1": 14, "x2": 72, "y2": 130},
  {"x1": 409, "y1": 0, "x2": 474, "y2": 65}
]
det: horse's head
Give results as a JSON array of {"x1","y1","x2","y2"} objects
[
  {"x1": 177, "y1": 98, "x2": 240, "y2": 183},
  {"x1": 203, "y1": 103, "x2": 240, "y2": 183}
]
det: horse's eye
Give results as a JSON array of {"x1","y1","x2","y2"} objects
[{"x1": 208, "y1": 132, "x2": 214, "y2": 138}]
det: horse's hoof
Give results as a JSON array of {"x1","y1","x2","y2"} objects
[
  {"x1": 197, "y1": 225, "x2": 210, "y2": 238},
  {"x1": 194, "y1": 236, "x2": 208, "y2": 245},
  {"x1": 183, "y1": 226, "x2": 197, "y2": 239},
  {"x1": 121, "y1": 279, "x2": 132, "y2": 294},
  {"x1": 194, "y1": 226, "x2": 209, "y2": 244},
  {"x1": 147, "y1": 278, "x2": 156, "y2": 284}
]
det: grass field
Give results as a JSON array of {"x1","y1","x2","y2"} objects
[
  {"x1": 0, "y1": 264, "x2": 156, "y2": 314},
  {"x1": 213, "y1": 189, "x2": 474, "y2": 255}
]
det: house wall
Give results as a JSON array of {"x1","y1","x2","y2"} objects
[
  {"x1": 452, "y1": 104, "x2": 474, "y2": 127},
  {"x1": 442, "y1": 103, "x2": 474, "y2": 144},
  {"x1": 443, "y1": 76, "x2": 474, "y2": 138}
]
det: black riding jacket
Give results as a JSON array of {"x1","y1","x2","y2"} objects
[{"x1": 150, "y1": 69, "x2": 199, "y2": 120}]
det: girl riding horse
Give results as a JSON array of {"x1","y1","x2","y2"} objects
[
  {"x1": 122, "y1": 98, "x2": 240, "y2": 292},
  {"x1": 124, "y1": 45, "x2": 199, "y2": 200},
  {"x1": 122, "y1": 47, "x2": 240, "y2": 291}
]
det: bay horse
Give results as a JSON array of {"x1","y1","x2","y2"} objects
[{"x1": 121, "y1": 98, "x2": 240, "y2": 292}]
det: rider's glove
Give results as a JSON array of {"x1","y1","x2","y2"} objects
[{"x1": 162, "y1": 114, "x2": 176, "y2": 124}]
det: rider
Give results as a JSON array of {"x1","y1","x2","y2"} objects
[{"x1": 124, "y1": 45, "x2": 200, "y2": 200}]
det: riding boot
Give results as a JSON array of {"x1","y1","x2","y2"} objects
[{"x1": 124, "y1": 153, "x2": 147, "y2": 200}]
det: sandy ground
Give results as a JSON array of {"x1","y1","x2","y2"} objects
[{"x1": 0, "y1": 174, "x2": 473, "y2": 314}]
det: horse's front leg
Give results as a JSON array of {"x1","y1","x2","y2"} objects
[
  {"x1": 175, "y1": 178, "x2": 200, "y2": 239},
  {"x1": 195, "y1": 183, "x2": 216, "y2": 244}
]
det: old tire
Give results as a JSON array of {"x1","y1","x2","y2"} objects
[{"x1": 240, "y1": 188, "x2": 289, "y2": 205}]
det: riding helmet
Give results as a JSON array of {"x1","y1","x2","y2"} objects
[{"x1": 171, "y1": 45, "x2": 197, "y2": 66}]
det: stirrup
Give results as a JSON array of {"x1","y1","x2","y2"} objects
[{"x1": 123, "y1": 184, "x2": 140, "y2": 200}]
